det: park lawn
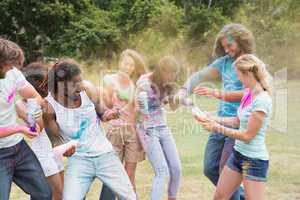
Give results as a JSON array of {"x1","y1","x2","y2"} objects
[{"x1": 10, "y1": 81, "x2": 300, "y2": 200}]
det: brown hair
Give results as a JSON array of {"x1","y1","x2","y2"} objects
[
  {"x1": 234, "y1": 54, "x2": 273, "y2": 95},
  {"x1": 0, "y1": 38, "x2": 24, "y2": 68},
  {"x1": 213, "y1": 24, "x2": 255, "y2": 58},
  {"x1": 22, "y1": 62, "x2": 48, "y2": 98},
  {"x1": 119, "y1": 49, "x2": 147, "y2": 81}
]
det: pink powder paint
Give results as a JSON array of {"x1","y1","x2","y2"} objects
[
  {"x1": 240, "y1": 88, "x2": 253, "y2": 110},
  {"x1": 7, "y1": 87, "x2": 16, "y2": 104}
]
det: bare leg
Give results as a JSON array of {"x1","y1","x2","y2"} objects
[
  {"x1": 214, "y1": 166, "x2": 243, "y2": 200},
  {"x1": 124, "y1": 162, "x2": 137, "y2": 192},
  {"x1": 243, "y1": 179, "x2": 266, "y2": 200},
  {"x1": 47, "y1": 171, "x2": 64, "y2": 200}
]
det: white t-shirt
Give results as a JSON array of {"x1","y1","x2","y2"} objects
[{"x1": 0, "y1": 67, "x2": 29, "y2": 148}]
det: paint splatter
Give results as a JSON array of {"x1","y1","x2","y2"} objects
[
  {"x1": 226, "y1": 33, "x2": 235, "y2": 44},
  {"x1": 72, "y1": 119, "x2": 89, "y2": 139},
  {"x1": 7, "y1": 87, "x2": 16, "y2": 104}
]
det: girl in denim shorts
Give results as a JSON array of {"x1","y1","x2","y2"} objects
[{"x1": 194, "y1": 54, "x2": 273, "y2": 200}]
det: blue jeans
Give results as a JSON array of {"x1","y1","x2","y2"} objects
[
  {"x1": 227, "y1": 149, "x2": 269, "y2": 182},
  {"x1": 99, "y1": 184, "x2": 116, "y2": 200},
  {"x1": 203, "y1": 133, "x2": 244, "y2": 200},
  {"x1": 63, "y1": 151, "x2": 136, "y2": 200},
  {"x1": 0, "y1": 140, "x2": 52, "y2": 200}
]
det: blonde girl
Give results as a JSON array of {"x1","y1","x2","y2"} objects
[{"x1": 195, "y1": 54, "x2": 272, "y2": 200}]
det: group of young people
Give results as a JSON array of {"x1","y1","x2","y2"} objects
[{"x1": 0, "y1": 23, "x2": 272, "y2": 200}]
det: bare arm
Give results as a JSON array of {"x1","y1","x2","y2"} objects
[
  {"x1": 83, "y1": 80, "x2": 119, "y2": 121},
  {"x1": 19, "y1": 84, "x2": 43, "y2": 105},
  {"x1": 184, "y1": 66, "x2": 220, "y2": 94},
  {"x1": 101, "y1": 82, "x2": 114, "y2": 109},
  {"x1": 193, "y1": 87, "x2": 244, "y2": 102},
  {"x1": 42, "y1": 101, "x2": 65, "y2": 147},
  {"x1": 0, "y1": 126, "x2": 27, "y2": 138},
  {"x1": 211, "y1": 116, "x2": 240, "y2": 128},
  {"x1": 203, "y1": 111, "x2": 266, "y2": 143}
]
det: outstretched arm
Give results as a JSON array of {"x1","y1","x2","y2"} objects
[
  {"x1": 83, "y1": 80, "x2": 119, "y2": 122},
  {"x1": 183, "y1": 66, "x2": 220, "y2": 94},
  {"x1": 193, "y1": 87, "x2": 244, "y2": 102}
]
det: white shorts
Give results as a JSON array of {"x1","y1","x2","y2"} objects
[
  {"x1": 31, "y1": 131, "x2": 64, "y2": 177},
  {"x1": 35, "y1": 151, "x2": 64, "y2": 177}
]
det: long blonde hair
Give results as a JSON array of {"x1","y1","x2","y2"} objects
[
  {"x1": 119, "y1": 49, "x2": 147, "y2": 81},
  {"x1": 234, "y1": 54, "x2": 273, "y2": 95},
  {"x1": 213, "y1": 24, "x2": 255, "y2": 58}
]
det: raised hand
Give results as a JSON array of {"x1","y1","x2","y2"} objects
[
  {"x1": 63, "y1": 145, "x2": 76, "y2": 157},
  {"x1": 20, "y1": 124, "x2": 40, "y2": 139},
  {"x1": 101, "y1": 109, "x2": 120, "y2": 122},
  {"x1": 193, "y1": 86, "x2": 220, "y2": 98}
]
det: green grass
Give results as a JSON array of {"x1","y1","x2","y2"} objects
[{"x1": 10, "y1": 81, "x2": 300, "y2": 199}]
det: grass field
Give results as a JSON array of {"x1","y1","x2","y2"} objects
[{"x1": 10, "y1": 80, "x2": 300, "y2": 200}]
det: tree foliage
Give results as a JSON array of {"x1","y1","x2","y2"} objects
[{"x1": 0, "y1": 0, "x2": 297, "y2": 64}]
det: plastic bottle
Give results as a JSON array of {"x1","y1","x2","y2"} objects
[
  {"x1": 27, "y1": 98, "x2": 40, "y2": 132},
  {"x1": 138, "y1": 91, "x2": 149, "y2": 114}
]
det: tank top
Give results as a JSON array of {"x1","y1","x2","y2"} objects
[
  {"x1": 103, "y1": 74, "x2": 136, "y2": 126},
  {"x1": 45, "y1": 91, "x2": 113, "y2": 157}
]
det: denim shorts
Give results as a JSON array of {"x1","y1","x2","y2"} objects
[{"x1": 227, "y1": 149, "x2": 269, "y2": 182}]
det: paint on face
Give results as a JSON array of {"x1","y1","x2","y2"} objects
[
  {"x1": 226, "y1": 33, "x2": 235, "y2": 44},
  {"x1": 221, "y1": 37, "x2": 240, "y2": 58}
]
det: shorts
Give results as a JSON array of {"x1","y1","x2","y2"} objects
[
  {"x1": 106, "y1": 124, "x2": 145, "y2": 163},
  {"x1": 32, "y1": 150, "x2": 64, "y2": 177},
  {"x1": 227, "y1": 149, "x2": 269, "y2": 182}
]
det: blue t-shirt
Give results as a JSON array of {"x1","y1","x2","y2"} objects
[
  {"x1": 235, "y1": 91, "x2": 272, "y2": 160},
  {"x1": 210, "y1": 55, "x2": 243, "y2": 117}
]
